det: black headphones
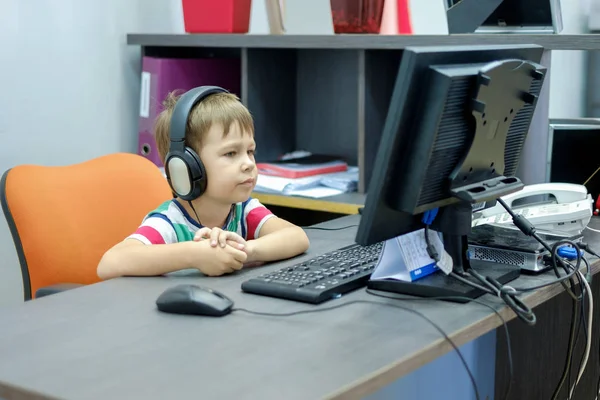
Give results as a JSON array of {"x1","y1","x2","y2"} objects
[{"x1": 164, "y1": 85, "x2": 229, "y2": 201}]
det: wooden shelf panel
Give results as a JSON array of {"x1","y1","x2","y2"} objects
[
  {"x1": 252, "y1": 192, "x2": 365, "y2": 215},
  {"x1": 127, "y1": 33, "x2": 600, "y2": 51}
]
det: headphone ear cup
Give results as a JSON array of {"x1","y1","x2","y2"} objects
[
  {"x1": 183, "y1": 147, "x2": 207, "y2": 199},
  {"x1": 165, "y1": 152, "x2": 193, "y2": 199},
  {"x1": 164, "y1": 147, "x2": 206, "y2": 201}
]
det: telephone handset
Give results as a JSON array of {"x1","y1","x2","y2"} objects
[{"x1": 472, "y1": 182, "x2": 593, "y2": 236}]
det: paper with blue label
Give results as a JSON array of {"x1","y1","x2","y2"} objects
[{"x1": 371, "y1": 228, "x2": 453, "y2": 282}]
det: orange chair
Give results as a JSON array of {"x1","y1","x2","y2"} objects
[{"x1": 0, "y1": 153, "x2": 173, "y2": 300}]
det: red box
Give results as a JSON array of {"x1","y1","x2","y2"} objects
[{"x1": 182, "y1": 0, "x2": 252, "y2": 33}]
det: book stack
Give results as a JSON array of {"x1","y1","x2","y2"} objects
[{"x1": 254, "y1": 153, "x2": 358, "y2": 198}]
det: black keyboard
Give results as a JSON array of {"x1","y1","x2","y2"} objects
[{"x1": 241, "y1": 242, "x2": 384, "y2": 304}]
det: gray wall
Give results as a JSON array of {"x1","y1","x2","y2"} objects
[
  {"x1": 0, "y1": 0, "x2": 183, "y2": 306},
  {"x1": 587, "y1": 1, "x2": 600, "y2": 117},
  {"x1": 0, "y1": 0, "x2": 591, "y2": 306}
]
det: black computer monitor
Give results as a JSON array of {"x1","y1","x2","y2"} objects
[
  {"x1": 356, "y1": 44, "x2": 547, "y2": 300},
  {"x1": 447, "y1": 0, "x2": 562, "y2": 34}
]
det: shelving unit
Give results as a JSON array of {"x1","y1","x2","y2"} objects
[
  {"x1": 127, "y1": 33, "x2": 600, "y2": 216},
  {"x1": 128, "y1": 33, "x2": 600, "y2": 50}
]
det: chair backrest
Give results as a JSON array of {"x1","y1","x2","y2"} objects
[{"x1": 0, "y1": 153, "x2": 173, "y2": 300}]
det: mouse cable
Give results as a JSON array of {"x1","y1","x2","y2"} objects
[
  {"x1": 578, "y1": 249, "x2": 593, "y2": 277},
  {"x1": 493, "y1": 199, "x2": 591, "y2": 399},
  {"x1": 549, "y1": 265, "x2": 589, "y2": 400},
  {"x1": 576, "y1": 239, "x2": 595, "y2": 393},
  {"x1": 569, "y1": 270, "x2": 593, "y2": 398},
  {"x1": 554, "y1": 269, "x2": 592, "y2": 400},
  {"x1": 551, "y1": 266, "x2": 587, "y2": 400},
  {"x1": 365, "y1": 288, "x2": 514, "y2": 400},
  {"x1": 584, "y1": 242, "x2": 600, "y2": 400},
  {"x1": 564, "y1": 246, "x2": 599, "y2": 398},
  {"x1": 568, "y1": 271, "x2": 589, "y2": 400},
  {"x1": 233, "y1": 296, "x2": 482, "y2": 400},
  {"x1": 551, "y1": 290, "x2": 581, "y2": 400},
  {"x1": 492, "y1": 199, "x2": 595, "y2": 399},
  {"x1": 302, "y1": 224, "x2": 358, "y2": 231}
]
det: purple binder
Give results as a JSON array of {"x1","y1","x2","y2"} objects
[{"x1": 138, "y1": 57, "x2": 241, "y2": 167}]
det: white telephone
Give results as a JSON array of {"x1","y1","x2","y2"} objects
[{"x1": 472, "y1": 183, "x2": 594, "y2": 236}]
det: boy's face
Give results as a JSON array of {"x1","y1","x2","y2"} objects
[{"x1": 199, "y1": 122, "x2": 257, "y2": 204}]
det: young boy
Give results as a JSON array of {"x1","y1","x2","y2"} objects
[{"x1": 97, "y1": 90, "x2": 310, "y2": 279}]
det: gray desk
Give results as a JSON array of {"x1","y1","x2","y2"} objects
[{"x1": 0, "y1": 215, "x2": 598, "y2": 400}]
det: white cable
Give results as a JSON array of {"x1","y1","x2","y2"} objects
[
  {"x1": 569, "y1": 270, "x2": 593, "y2": 399},
  {"x1": 585, "y1": 225, "x2": 600, "y2": 234}
]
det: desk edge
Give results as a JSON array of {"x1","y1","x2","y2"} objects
[{"x1": 323, "y1": 260, "x2": 600, "y2": 399}]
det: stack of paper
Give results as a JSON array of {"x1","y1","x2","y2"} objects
[
  {"x1": 254, "y1": 167, "x2": 359, "y2": 198},
  {"x1": 320, "y1": 168, "x2": 358, "y2": 192}
]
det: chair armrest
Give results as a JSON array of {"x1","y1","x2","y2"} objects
[{"x1": 35, "y1": 283, "x2": 84, "y2": 298}]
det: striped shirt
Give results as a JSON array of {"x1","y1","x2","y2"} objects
[{"x1": 128, "y1": 197, "x2": 274, "y2": 245}]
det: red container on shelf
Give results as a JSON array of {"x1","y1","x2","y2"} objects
[
  {"x1": 330, "y1": 0, "x2": 385, "y2": 34},
  {"x1": 182, "y1": 0, "x2": 252, "y2": 33}
]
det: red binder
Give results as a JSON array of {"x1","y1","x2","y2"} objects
[{"x1": 257, "y1": 155, "x2": 348, "y2": 179}]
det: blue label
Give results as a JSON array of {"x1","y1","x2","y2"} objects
[{"x1": 409, "y1": 263, "x2": 439, "y2": 281}]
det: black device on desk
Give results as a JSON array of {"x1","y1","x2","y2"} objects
[
  {"x1": 241, "y1": 44, "x2": 547, "y2": 303},
  {"x1": 156, "y1": 284, "x2": 234, "y2": 317}
]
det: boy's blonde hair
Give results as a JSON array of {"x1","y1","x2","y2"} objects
[{"x1": 154, "y1": 90, "x2": 254, "y2": 163}]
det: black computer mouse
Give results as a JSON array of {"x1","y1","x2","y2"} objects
[{"x1": 155, "y1": 284, "x2": 234, "y2": 317}]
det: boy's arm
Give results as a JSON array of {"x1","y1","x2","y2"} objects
[
  {"x1": 97, "y1": 213, "x2": 198, "y2": 279},
  {"x1": 245, "y1": 217, "x2": 310, "y2": 263},
  {"x1": 97, "y1": 239, "x2": 201, "y2": 279},
  {"x1": 98, "y1": 238, "x2": 247, "y2": 279}
]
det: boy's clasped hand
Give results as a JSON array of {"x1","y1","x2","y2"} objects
[{"x1": 193, "y1": 227, "x2": 256, "y2": 276}]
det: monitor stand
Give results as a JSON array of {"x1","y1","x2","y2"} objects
[{"x1": 367, "y1": 202, "x2": 520, "y2": 303}]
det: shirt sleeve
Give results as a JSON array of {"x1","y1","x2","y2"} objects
[
  {"x1": 243, "y1": 198, "x2": 275, "y2": 240},
  {"x1": 126, "y1": 213, "x2": 178, "y2": 245}
]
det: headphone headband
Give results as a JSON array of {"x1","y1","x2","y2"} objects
[{"x1": 169, "y1": 86, "x2": 230, "y2": 153}]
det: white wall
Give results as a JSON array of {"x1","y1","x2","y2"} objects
[
  {"x1": 548, "y1": 0, "x2": 590, "y2": 117},
  {"x1": 0, "y1": 1, "x2": 183, "y2": 306}
]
